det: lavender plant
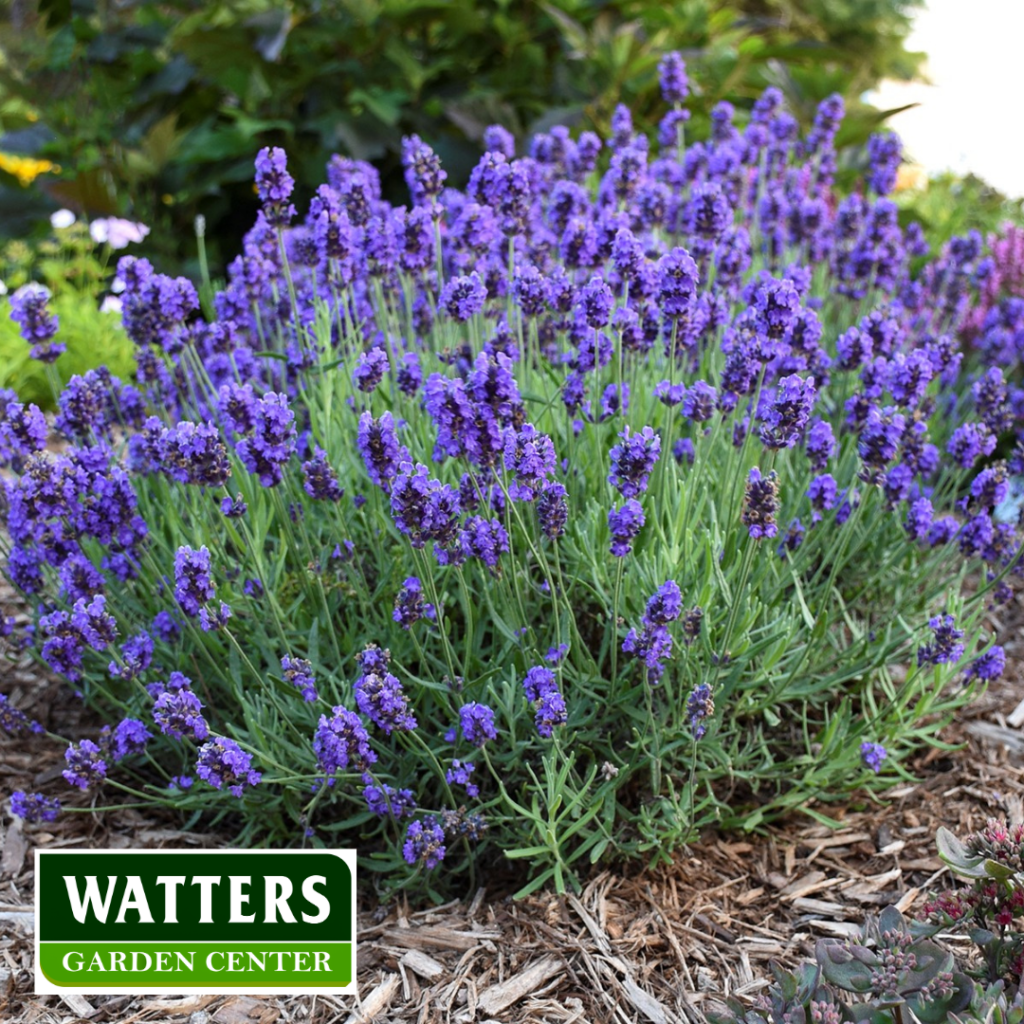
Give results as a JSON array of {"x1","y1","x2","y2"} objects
[{"x1": 1, "y1": 58, "x2": 1018, "y2": 894}]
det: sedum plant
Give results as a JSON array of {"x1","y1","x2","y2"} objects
[
  {"x1": 917, "y1": 822, "x2": 1024, "y2": 993},
  {"x1": 0, "y1": 56, "x2": 1018, "y2": 895}
]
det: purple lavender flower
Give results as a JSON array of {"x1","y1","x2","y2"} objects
[
  {"x1": 522, "y1": 666, "x2": 567, "y2": 738},
  {"x1": 446, "y1": 759, "x2": 479, "y2": 797},
  {"x1": 858, "y1": 405, "x2": 905, "y2": 472},
  {"x1": 965, "y1": 646, "x2": 1006, "y2": 681},
  {"x1": 393, "y1": 577, "x2": 436, "y2": 629},
  {"x1": 10, "y1": 791, "x2": 61, "y2": 823},
  {"x1": 608, "y1": 500, "x2": 645, "y2": 556},
  {"x1": 655, "y1": 381, "x2": 686, "y2": 406},
  {"x1": 302, "y1": 446, "x2": 344, "y2": 501},
  {"x1": 0, "y1": 395, "x2": 47, "y2": 467},
  {"x1": 364, "y1": 783, "x2": 417, "y2": 818},
  {"x1": 355, "y1": 665, "x2": 417, "y2": 734},
  {"x1": 459, "y1": 516, "x2": 509, "y2": 570},
  {"x1": 917, "y1": 614, "x2": 965, "y2": 667},
  {"x1": 439, "y1": 272, "x2": 487, "y2": 322},
  {"x1": 537, "y1": 482, "x2": 569, "y2": 539},
  {"x1": 682, "y1": 606, "x2": 703, "y2": 645},
  {"x1": 235, "y1": 392, "x2": 297, "y2": 487},
  {"x1": 686, "y1": 182, "x2": 732, "y2": 243},
  {"x1": 152, "y1": 611, "x2": 181, "y2": 644},
  {"x1": 861, "y1": 741, "x2": 887, "y2": 772},
  {"x1": 483, "y1": 124, "x2": 515, "y2": 159},
  {"x1": 158, "y1": 421, "x2": 232, "y2": 488},
  {"x1": 644, "y1": 581, "x2": 683, "y2": 626},
  {"x1": 867, "y1": 132, "x2": 901, "y2": 196},
  {"x1": 760, "y1": 375, "x2": 816, "y2": 449},
  {"x1": 199, "y1": 602, "x2": 230, "y2": 631},
  {"x1": 577, "y1": 275, "x2": 614, "y2": 329},
  {"x1": 254, "y1": 146, "x2": 295, "y2": 225},
  {"x1": 513, "y1": 265, "x2": 550, "y2": 317},
  {"x1": 282, "y1": 655, "x2": 318, "y2": 702},
  {"x1": 459, "y1": 702, "x2": 498, "y2": 746},
  {"x1": 352, "y1": 347, "x2": 389, "y2": 393},
  {"x1": 904, "y1": 497, "x2": 934, "y2": 541},
  {"x1": 776, "y1": 518, "x2": 805, "y2": 559},
  {"x1": 751, "y1": 276, "x2": 800, "y2": 341},
  {"x1": 686, "y1": 683, "x2": 714, "y2": 739},
  {"x1": 63, "y1": 739, "x2": 108, "y2": 790},
  {"x1": 174, "y1": 545, "x2": 214, "y2": 617},
  {"x1": 608, "y1": 426, "x2": 660, "y2": 498},
  {"x1": 314, "y1": 706, "x2": 377, "y2": 777},
  {"x1": 657, "y1": 248, "x2": 700, "y2": 317},
  {"x1": 742, "y1": 467, "x2": 780, "y2": 539},
  {"x1": 397, "y1": 352, "x2": 423, "y2": 396},
  {"x1": 403, "y1": 819, "x2": 446, "y2": 869},
  {"x1": 658, "y1": 51, "x2": 689, "y2": 103},
  {"x1": 9, "y1": 283, "x2": 64, "y2": 362},
  {"x1": 402, "y1": 134, "x2": 447, "y2": 207},
  {"x1": 104, "y1": 718, "x2": 151, "y2": 761},
  {"x1": 218, "y1": 382, "x2": 257, "y2": 436},
  {"x1": 504, "y1": 425, "x2": 556, "y2": 501},
  {"x1": 805, "y1": 420, "x2": 836, "y2": 471},
  {"x1": 622, "y1": 622, "x2": 673, "y2": 685},
  {"x1": 947, "y1": 422, "x2": 996, "y2": 470},
  {"x1": 358, "y1": 411, "x2": 408, "y2": 490},
  {"x1": 682, "y1": 381, "x2": 718, "y2": 422},
  {"x1": 221, "y1": 495, "x2": 247, "y2": 517},
  {"x1": 195, "y1": 737, "x2": 262, "y2": 797},
  {"x1": 0, "y1": 693, "x2": 43, "y2": 735},
  {"x1": 153, "y1": 675, "x2": 209, "y2": 741}
]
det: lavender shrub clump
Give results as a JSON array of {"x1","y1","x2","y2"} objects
[{"x1": 0, "y1": 70, "x2": 1015, "y2": 893}]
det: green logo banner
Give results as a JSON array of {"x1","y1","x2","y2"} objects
[{"x1": 35, "y1": 850, "x2": 356, "y2": 995}]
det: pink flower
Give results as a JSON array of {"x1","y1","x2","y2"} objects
[{"x1": 89, "y1": 218, "x2": 150, "y2": 249}]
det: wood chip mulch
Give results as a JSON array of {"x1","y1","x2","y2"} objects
[{"x1": 2, "y1": 583, "x2": 1023, "y2": 1024}]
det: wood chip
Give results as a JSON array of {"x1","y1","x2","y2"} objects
[
  {"x1": 0, "y1": 820, "x2": 27, "y2": 876},
  {"x1": 809, "y1": 921, "x2": 862, "y2": 938},
  {"x1": 798, "y1": 832, "x2": 872, "y2": 850},
  {"x1": 399, "y1": 948, "x2": 445, "y2": 981},
  {"x1": 895, "y1": 887, "x2": 921, "y2": 913},
  {"x1": 383, "y1": 925, "x2": 500, "y2": 951},
  {"x1": 60, "y1": 993, "x2": 97, "y2": 1018},
  {"x1": 473, "y1": 956, "x2": 562, "y2": 1016},
  {"x1": 594, "y1": 956, "x2": 679, "y2": 1024},
  {"x1": 0, "y1": 911, "x2": 34, "y2": 931},
  {"x1": 1007, "y1": 697, "x2": 1024, "y2": 728},
  {"x1": 345, "y1": 974, "x2": 399, "y2": 1024},
  {"x1": 780, "y1": 872, "x2": 843, "y2": 900},
  {"x1": 212, "y1": 997, "x2": 280, "y2": 1024},
  {"x1": 791, "y1": 897, "x2": 846, "y2": 917}
]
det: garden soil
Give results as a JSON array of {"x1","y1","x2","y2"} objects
[{"x1": 2, "y1": 577, "x2": 1022, "y2": 1024}]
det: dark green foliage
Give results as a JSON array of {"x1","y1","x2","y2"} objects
[{"x1": 0, "y1": 0, "x2": 925, "y2": 272}]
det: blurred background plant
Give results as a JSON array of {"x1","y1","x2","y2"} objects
[
  {"x1": 0, "y1": 0, "x2": 934, "y2": 276},
  {"x1": 0, "y1": 214, "x2": 135, "y2": 408}
]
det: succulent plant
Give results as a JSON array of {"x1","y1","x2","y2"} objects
[{"x1": 709, "y1": 907, "x2": 973, "y2": 1024}]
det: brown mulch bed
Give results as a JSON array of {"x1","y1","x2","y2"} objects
[{"x1": 2, "y1": 582, "x2": 1023, "y2": 1023}]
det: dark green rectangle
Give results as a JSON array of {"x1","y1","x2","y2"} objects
[
  {"x1": 38, "y1": 852, "x2": 352, "y2": 942},
  {"x1": 38, "y1": 942, "x2": 352, "y2": 988}
]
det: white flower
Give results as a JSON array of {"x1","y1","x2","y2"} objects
[
  {"x1": 99, "y1": 295, "x2": 123, "y2": 315},
  {"x1": 13, "y1": 282, "x2": 51, "y2": 301},
  {"x1": 89, "y1": 218, "x2": 150, "y2": 250},
  {"x1": 0, "y1": 280, "x2": 7, "y2": 296},
  {"x1": 50, "y1": 209, "x2": 76, "y2": 230}
]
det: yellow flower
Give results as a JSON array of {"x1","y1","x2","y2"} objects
[
  {"x1": 894, "y1": 163, "x2": 927, "y2": 193},
  {"x1": 0, "y1": 152, "x2": 60, "y2": 186}
]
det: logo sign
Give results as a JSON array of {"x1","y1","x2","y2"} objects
[{"x1": 35, "y1": 850, "x2": 356, "y2": 995}]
